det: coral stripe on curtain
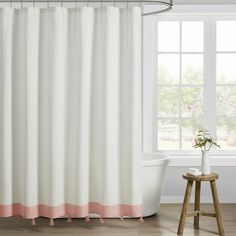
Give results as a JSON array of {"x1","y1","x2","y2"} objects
[{"x1": 0, "y1": 6, "x2": 142, "y2": 219}]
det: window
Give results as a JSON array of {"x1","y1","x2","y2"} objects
[
  {"x1": 156, "y1": 16, "x2": 236, "y2": 153},
  {"x1": 216, "y1": 20, "x2": 236, "y2": 151}
]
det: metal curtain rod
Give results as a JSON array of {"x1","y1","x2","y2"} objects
[{"x1": 0, "y1": 0, "x2": 172, "y2": 16}]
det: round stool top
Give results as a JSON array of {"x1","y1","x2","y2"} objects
[{"x1": 183, "y1": 172, "x2": 218, "y2": 181}]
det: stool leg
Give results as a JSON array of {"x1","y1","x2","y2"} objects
[
  {"x1": 210, "y1": 180, "x2": 225, "y2": 236},
  {"x1": 194, "y1": 181, "x2": 201, "y2": 229},
  {"x1": 177, "y1": 180, "x2": 193, "y2": 235}
]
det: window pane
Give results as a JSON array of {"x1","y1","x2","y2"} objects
[
  {"x1": 182, "y1": 87, "x2": 203, "y2": 118},
  {"x1": 158, "y1": 119, "x2": 179, "y2": 150},
  {"x1": 158, "y1": 21, "x2": 180, "y2": 52},
  {"x1": 182, "y1": 54, "x2": 203, "y2": 85},
  {"x1": 158, "y1": 54, "x2": 179, "y2": 85},
  {"x1": 216, "y1": 86, "x2": 236, "y2": 116},
  {"x1": 217, "y1": 117, "x2": 236, "y2": 150},
  {"x1": 217, "y1": 54, "x2": 236, "y2": 84},
  {"x1": 158, "y1": 87, "x2": 180, "y2": 117},
  {"x1": 182, "y1": 118, "x2": 203, "y2": 150},
  {"x1": 217, "y1": 21, "x2": 236, "y2": 52},
  {"x1": 182, "y1": 21, "x2": 204, "y2": 52}
]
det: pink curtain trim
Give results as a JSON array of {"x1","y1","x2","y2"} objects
[{"x1": 0, "y1": 203, "x2": 142, "y2": 218}]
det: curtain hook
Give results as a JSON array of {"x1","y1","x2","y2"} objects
[
  {"x1": 113, "y1": 0, "x2": 117, "y2": 7},
  {"x1": 10, "y1": 0, "x2": 13, "y2": 8},
  {"x1": 87, "y1": 0, "x2": 90, "y2": 7},
  {"x1": 61, "y1": 0, "x2": 63, "y2": 8},
  {"x1": 20, "y1": 0, "x2": 23, "y2": 8},
  {"x1": 47, "y1": 0, "x2": 49, "y2": 8},
  {"x1": 126, "y1": 1, "x2": 128, "y2": 11},
  {"x1": 33, "y1": 0, "x2": 35, "y2": 8},
  {"x1": 101, "y1": 0, "x2": 103, "y2": 9}
]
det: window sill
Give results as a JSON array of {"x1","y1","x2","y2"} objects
[{"x1": 168, "y1": 155, "x2": 236, "y2": 167}]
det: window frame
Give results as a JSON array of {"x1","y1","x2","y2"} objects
[{"x1": 153, "y1": 14, "x2": 236, "y2": 156}]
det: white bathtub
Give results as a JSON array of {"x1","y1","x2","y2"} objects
[
  {"x1": 62, "y1": 152, "x2": 170, "y2": 219},
  {"x1": 142, "y1": 152, "x2": 170, "y2": 217}
]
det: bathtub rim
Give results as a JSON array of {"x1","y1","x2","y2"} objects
[{"x1": 142, "y1": 152, "x2": 171, "y2": 167}]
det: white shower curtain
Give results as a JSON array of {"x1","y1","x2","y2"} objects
[{"x1": 0, "y1": 6, "x2": 142, "y2": 220}]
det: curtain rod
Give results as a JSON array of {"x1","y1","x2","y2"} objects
[{"x1": 0, "y1": 0, "x2": 172, "y2": 16}]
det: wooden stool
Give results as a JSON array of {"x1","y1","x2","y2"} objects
[{"x1": 177, "y1": 172, "x2": 225, "y2": 236}]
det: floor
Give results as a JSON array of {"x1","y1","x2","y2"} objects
[{"x1": 0, "y1": 204, "x2": 235, "y2": 236}]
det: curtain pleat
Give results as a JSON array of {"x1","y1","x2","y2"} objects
[
  {"x1": 0, "y1": 6, "x2": 142, "y2": 219},
  {"x1": 0, "y1": 8, "x2": 13, "y2": 207}
]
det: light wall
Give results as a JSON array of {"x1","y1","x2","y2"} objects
[
  {"x1": 174, "y1": 0, "x2": 236, "y2": 4},
  {"x1": 162, "y1": 166, "x2": 236, "y2": 203}
]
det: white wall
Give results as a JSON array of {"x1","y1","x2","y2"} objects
[
  {"x1": 161, "y1": 166, "x2": 236, "y2": 203},
  {"x1": 174, "y1": 0, "x2": 236, "y2": 4}
]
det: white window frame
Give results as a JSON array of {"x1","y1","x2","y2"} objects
[
  {"x1": 156, "y1": 15, "x2": 236, "y2": 156},
  {"x1": 142, "y1": 5, "x2": 236, "y2": 163},
  {"x1": 156, "y1": 15, "x2": 207, "y2": 156}
]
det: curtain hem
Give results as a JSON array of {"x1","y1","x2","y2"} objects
[{"x1": 0, "y1": 203, "x2": 143, "y2": 218}]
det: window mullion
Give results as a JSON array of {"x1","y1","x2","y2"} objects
[
  {"x1": 179, "y1": 21, "x2": 183, "y2": 150},
  {"x1": 204, "y1": 17, "x2": 217, "y2": 138}
]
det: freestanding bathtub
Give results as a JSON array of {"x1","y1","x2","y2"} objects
[{"x1": 142, "y1": 152, "x2": 170, "y2": 217}]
